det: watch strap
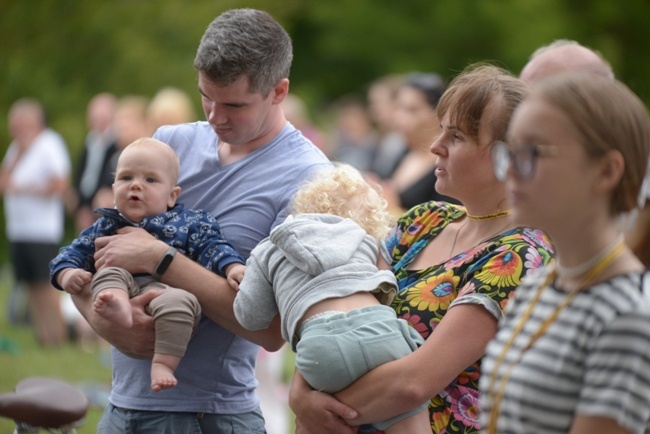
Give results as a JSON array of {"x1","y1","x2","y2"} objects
[{"x1": 152, "y1": 246, "x2": 177, "y2": 280}]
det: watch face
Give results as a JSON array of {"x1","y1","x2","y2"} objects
[
  {"x1": 155, "y1": 247, "x2": 177, "y2": 278},
  {"x1": 158, "y1": 255, "x2": 172, "y2": 271}
]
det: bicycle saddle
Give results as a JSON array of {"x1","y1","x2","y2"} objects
[{"x1": 0, "y1": 377, "x2": 89, "y2": 428}]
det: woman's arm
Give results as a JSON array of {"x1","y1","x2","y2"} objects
[
  {"x1": 339, "y1": 303, "x2": 497, "y2": 424},
  {"x1": 292, "y1": 302, "x2": 498, "y2": 430},
  {"x1": 90, "y1": 226, "x2": 284, "y2": 351}
]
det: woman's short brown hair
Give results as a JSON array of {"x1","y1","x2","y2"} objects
[{"x1": 437, "y1": 63, "x2": 527, "y2": 146}]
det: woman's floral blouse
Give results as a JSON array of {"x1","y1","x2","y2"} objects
[{"x1": 380, "y1": 202, "x2": 553, "y2": 434}]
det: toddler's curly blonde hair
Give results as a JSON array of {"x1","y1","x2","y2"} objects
[{"x1": 291, "y1": 163, "x2": 395, "y2": 241}]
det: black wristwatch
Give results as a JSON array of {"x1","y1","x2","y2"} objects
[{"x1": 152, "y1": 247, "x2": 177, "y2": 280}]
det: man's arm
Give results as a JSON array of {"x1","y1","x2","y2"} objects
[
  {"x1": 161, "y1": 251, "x2": 284, "y2": 350},
  {"x1": 94, "y1": 226, "x2": 284, "y2": 351}
]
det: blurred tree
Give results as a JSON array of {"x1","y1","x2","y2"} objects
[{"x1": 1, "y1": 0, "x2": 650, "y2": 264}]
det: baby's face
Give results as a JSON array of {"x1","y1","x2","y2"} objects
[{"x1": 112, "y1": 146, "x2": 179, "y2": 222}]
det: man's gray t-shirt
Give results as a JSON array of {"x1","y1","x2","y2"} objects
[{"x1": 108, "y1": 121, "x2": 330, "y2": 413}]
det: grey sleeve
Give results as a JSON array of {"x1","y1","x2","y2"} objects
[{"x1": 233, "y1": 254, "x2": 279, "y2": 330}]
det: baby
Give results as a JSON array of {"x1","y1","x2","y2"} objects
[
  {"x1": 51, "y1": 137, "x2": 245, "y2": 391},
  {"x1": 234, "y1": 163, "x2": 430, "y2": 433}
]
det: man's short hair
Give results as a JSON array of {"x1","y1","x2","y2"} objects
[{"x1": 194, "y1": 8, "x2": 293, "y2": 96}]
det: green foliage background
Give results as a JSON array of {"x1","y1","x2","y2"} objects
[{"x1": 1, "y1": 0, "x2": 650, "y2": 260}]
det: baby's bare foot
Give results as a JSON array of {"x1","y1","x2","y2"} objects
[
  {"x1": 151, "y1": 362, "x2": 178, "y2": 391},
  {"x1": 93, "y1": 291, "x2": 133, "y2": 329}
]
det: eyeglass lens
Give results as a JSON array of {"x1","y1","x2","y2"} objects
[
  {"x1": 492, "y1": 141, "x2": 510, "y2": 181},
  {"x1": 492, "y1": 141, "x2": 537, "y2": 181}
]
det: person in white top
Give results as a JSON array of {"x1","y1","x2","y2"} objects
[{"x1": 1, "y1": 97, "x2": 71, "y2": 346}]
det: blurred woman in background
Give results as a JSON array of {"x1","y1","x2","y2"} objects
[{"x1": 375, "y1": 72, "x2": 459, "y2": 216}]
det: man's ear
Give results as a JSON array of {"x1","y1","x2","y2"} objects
[
  {"x1": 168, "y1": 186, "x2": 182, "y2": 208},
  {"x1": 271, "y1": 78, "x2": 289, "y2": 105}
]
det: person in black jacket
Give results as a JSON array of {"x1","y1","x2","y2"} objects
[{"x1": 72, "y1": 92, "x2": 119, "y2": 232}]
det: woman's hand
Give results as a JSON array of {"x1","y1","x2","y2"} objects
[{"x1": 290, "y1": 370, "x2": 359, "y2": 434}]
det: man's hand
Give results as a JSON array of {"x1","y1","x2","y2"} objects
[
  {"x1": 290, "y1": 370, "x2": 359, "y2": 434},
  {"x1": 94, "y1": 227, "x2": 167, "y2": 274},
  {"x1": 58, "y1": 268, "x2": 92, "y2": 294},
  {"x1": 70, "y1": 277, "x2": 160, "y2": 358},
  {"x1": 111, "y1": 290, "x2": 159, "y2": 358}
]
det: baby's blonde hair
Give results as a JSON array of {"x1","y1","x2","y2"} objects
[
  {"x1": 291, "y1": 163, "x2": 395, "y2": 241},
  {"x1": 122, "y1": 137, "x2": 180, "y2": 185}
]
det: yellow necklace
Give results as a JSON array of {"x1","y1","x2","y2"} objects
[
  {"x1": 485, "y1": 236, "x2": 626, "y2": 433},
  {"x1": 466, "y1": 209, "x2": 511, "y2": 220}
]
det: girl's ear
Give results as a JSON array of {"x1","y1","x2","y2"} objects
[
  {"x1": 594, "y1": 149, "x2": 624, "y2": 196},
  {"x1": 168, "y1": 185, "x2": 182, "y2": 208}
]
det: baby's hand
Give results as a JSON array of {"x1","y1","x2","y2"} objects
[
  {"x1": 225, "y1": 263, "x2": 246, "y2": 291},
  {"x1": 58, "y1": 268, "x2": 93, "y2": 294}
]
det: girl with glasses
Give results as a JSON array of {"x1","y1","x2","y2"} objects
[
  {"x1": 291, "y1": 64, "x2": 554, "y2": 434},
  {"x1": 481, "y1": 72, "x2": 650, "y2": 434}
]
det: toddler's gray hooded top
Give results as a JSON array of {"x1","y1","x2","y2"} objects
[{"x1": 233, "y1": 213, "x2": 397, "y2": 350}]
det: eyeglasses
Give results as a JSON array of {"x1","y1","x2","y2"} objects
[{"x1": 491, "y1": 140, "x2": 559, "y2": 182}]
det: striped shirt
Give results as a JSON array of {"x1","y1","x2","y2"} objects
[{"x1": 480, "y1": 268, "x2": 650, "y2": 434}]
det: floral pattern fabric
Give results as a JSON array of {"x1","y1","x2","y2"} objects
[{"x1": 373, "y1": 202, "x2": 553, "y2": 434}]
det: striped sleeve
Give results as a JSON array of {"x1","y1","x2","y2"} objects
[{"x1": 577, "y1": 309, "x2": 650, "y2": 434}]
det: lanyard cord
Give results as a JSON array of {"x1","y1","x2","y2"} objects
[{"x1": 485, "y1": 237, "x2": 626, "y2": 433}]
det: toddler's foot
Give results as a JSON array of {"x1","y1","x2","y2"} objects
[
  {"x1": 93, "y1": 292, "x2": 133, "y2": 329},
  {"x1": 151, "y1": 362, "x2": 178, "y2": 391}
]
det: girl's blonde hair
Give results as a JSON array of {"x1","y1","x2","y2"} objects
[{"x1": 291, "y1": 163, "x2": 395, "y2": 241}]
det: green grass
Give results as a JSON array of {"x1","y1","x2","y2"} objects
[{"x1": 0, "y1": 265, "x2": 110, "y2": 433}]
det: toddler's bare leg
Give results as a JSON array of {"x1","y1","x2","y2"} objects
[
  {"x1": 92, "y1": 289, "x2": 133, "y2": 329},
  {"x1": 151, "y1": 353, "x2": 181, "y2": 391},
  {"x1": 384, "y1": 408, "x2": 430, "y2": 434}
]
